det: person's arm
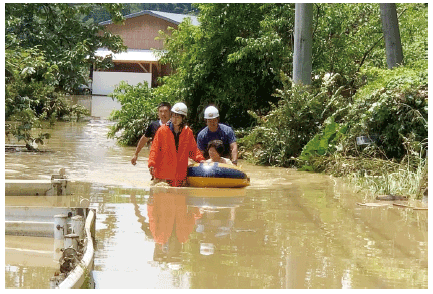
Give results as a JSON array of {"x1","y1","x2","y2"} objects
[
  {"x1": 225, "y1": 126, "x2": 238, "y2": 165},
  {"x1": 131, "y1": 134, "x2": 150, "y2": 165},
  {"x1": 195, "y1": 132, "x2": 207, "y2": 162},
  {"x1": 189, "y1": 130, "x2": 205, "y2": 162},
  {"x1": 196, "y1": 132, "x2": 205, "y2": 155},
  {"x1": 230, "y1": 142, "x2": 238, "y2": 165},
  {"x1": 148, "y1": 130, "x2": 162, "y2": 178}
]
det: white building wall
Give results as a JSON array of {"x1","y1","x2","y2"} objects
[{"x1": 92, "y1": 71, "x2": 152, "y2": 96}]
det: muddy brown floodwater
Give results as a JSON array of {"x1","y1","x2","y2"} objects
[{"x1": 5, "y1": 119, "x2": 428, "y2": 289}]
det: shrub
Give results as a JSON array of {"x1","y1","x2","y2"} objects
[
  {"x1": 5, "y1": 109, "x2": 51, "y2": 148},
  {"x1": 107, "y1": 81, "x2": 173, "y2": 146},
  {"x1": 298, "y1": 117, "x2": 348, "y2": 171},
  {"x1": 239, "y1": 72, "x2": 348, "y2": 166},
  {"x1": 5, "y1": 45, "x2": 88, "y2": 147},
  {"x1": 342, "y1": 62, "x2": 428, "y2": 160}
]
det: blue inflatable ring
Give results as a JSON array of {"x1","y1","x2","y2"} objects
[{"x1": 187, "y1": 162, "x2": 250, "y2": 188}]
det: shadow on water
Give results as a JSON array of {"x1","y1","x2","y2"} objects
[{"x1": 4, "y1": 119, "x2": 428, "y2": 289}]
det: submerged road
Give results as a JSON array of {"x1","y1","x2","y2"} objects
[{"x1": 5, "y1": 120, "x2": 428, "y2": 289}]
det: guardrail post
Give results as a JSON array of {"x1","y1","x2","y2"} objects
[
  {"x1": 71, "y1": 215, "x2": 84, "y2": 239},
  {"x1": 54, "y1": 214, "x2": 68, "y2": 261},
  {"x1": 65, "y1": 234, "x2": 80, "y2": 251}
]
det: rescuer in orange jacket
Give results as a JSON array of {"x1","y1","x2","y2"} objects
[{"x1": 148, "y1": 102, "x2": 205, "y2": 187}]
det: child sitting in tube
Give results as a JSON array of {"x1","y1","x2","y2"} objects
[{"x1": 205, "y1": 140, "x2": 233, "y2": 165}]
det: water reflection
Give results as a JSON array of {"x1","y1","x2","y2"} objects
[
  {"x1": 131, "y1": 184, "x2": 427, "y2": 289},
  {"x1": 147, "y1": 189, "x2": 192, "y2": 267},
  {"x1": 5, "y1": 236, "x2": 59, "y2": 289},
  {"x1": 5, "y1": 264, "x2": 57, "y2": 289},
  {"x1": 188, "y1": 192, "x2": 244, "y2": 257},
  {"x1": 70, "y1": 95, "x2": 121, "y2": 119}
]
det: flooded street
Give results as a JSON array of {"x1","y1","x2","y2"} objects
[{"x1": 5, "y1": 117, "x2": 428, "y2": 289}]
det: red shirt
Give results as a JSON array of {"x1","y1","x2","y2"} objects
[{"x1": 148, "y1": 124, "x2": 204, "y2": 186}]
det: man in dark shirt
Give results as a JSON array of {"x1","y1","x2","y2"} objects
[
  {"x1": 196, "y1": 106, "x2": 238, "y2": 165},
  {"x1": 131, "y1": 102, "x2": 171, "y2": 165}
]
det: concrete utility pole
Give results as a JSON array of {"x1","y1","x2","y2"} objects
[
  {"x1": 293, "y1": 3, "x2": 313, "y2": 85},
  {"x1": 380, "y1": 3, "x2": 404, "y2": 69}
]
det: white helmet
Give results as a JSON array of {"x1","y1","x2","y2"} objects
[
  {"x1": 204, "y1": 106, "x2": 219, "y2": 119},
  {"x1": 171, "y1": 102, "x2": 188, "y2": 117}
]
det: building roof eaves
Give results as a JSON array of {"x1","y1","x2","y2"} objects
[
  {"x1": 99, "y1": 10, "x2": 198, "y2": 26},
  {"x1": 94, "y1": 48, "x2": 165, "y2": 62}
]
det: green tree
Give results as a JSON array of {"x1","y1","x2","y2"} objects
[
  {"x1": 311, "y1": 3, "x2": 426, "y2": 89},
  {"x1": 107, "y1": 2, "x2": 427, "y2": 163},
  {"x1": 107, "y1": 81, "x2": 177, "y2": 146},
  {"x1": 5, "y1": 44, "x2": 56, "y2": 147},
  {"x1": 311, "y1": 3, "x2": 384, "y2": 91},
  {"x1": 156, "y1": 3, "x2": 295, "y2": 131},
  {"x1": 397, "y1": 4, "x2": 427, "y2": 65},
  {"x1": 155, "y1": 3, "x2": 424, "y2": 131},
  {"x1": 239, "y1": 3, "x2": 427, "y2": 166},
  {"x1": 5, "y1": 3, "x2": 127, "y2": 93},
  {"x1": 5, "y1": 3, "x2": 126, "y2": 147}
]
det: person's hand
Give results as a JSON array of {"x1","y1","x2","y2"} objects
[
  {"x1": 131, "y1": 155, "x2": 138, "y2": 165},
  {"x1": 149, "y1": 166, "x2": 154, "y2": 177}
]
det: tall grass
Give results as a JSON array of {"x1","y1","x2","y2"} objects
[{"x1": 347, "y1": 150, "x2": 428, "y2": 199}]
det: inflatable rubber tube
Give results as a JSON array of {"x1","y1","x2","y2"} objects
[{"x1": 187, "y1": 162, "x2": 250, "y2": 188}]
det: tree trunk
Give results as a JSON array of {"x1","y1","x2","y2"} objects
[
  {"x1": 293, "y1": 3, "x2": 313, "y2": 85},
  {"x1": 380, "y1": 3, "x2": 404, "y2": 68}
]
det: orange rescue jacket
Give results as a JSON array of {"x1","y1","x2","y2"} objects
[{"x1": 148, "y1": 124, "x2": 204, "y2": 186}]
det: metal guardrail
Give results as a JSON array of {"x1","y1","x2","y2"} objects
[
  {"x1": 5, "y1": 205, "x2": 96, "y2": 289},
  {"x1": 5, "y1": 207, "x2": 87, "y2": 238},
  {"x1": 5, "y1": 169, "x2": 71, "y2": 196},
  {"x1": 6, "y1": 169, "x2": 96, "y2": 288},
  {"x1": 54, "y1": 209, "x2": 96, "y2": 289}
]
